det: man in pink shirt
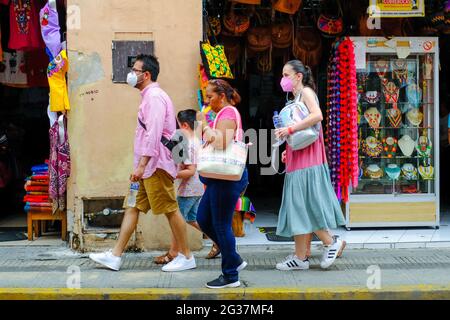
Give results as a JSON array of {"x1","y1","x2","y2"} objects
[{"x1": 89, "y1": 54, "x2": 195, "y2": 272}]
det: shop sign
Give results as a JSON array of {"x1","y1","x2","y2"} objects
[{"x1": 369, "y1": 0, "x2": 425, "y2": 18}]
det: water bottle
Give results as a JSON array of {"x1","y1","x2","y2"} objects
[
  {"x1": 273, "y1": 111, "x2": 285, "y2": 147},
  {"x1": 126, "y1": 182, "x2": 140, "y2": 208},
  {"x1": 273, "y1": 111, "x2": 283, "y2": 129}
]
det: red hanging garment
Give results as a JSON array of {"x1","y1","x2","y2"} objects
[{"x1": 8, "y1": 0, "x2": 45, "y2": 51}]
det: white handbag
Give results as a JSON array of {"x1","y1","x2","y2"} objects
[
  {"x1": 198, "y1": 107, "x2": 248, "y2": 181},
  {"x1": 279, "y1": 92, "x2": 320, "y2": 151}
]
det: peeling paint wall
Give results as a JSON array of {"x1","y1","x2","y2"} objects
[{"x1": 66, "y1": 0, "x2": 203, "y2": 251}]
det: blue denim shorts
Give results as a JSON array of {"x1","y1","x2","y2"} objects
[{"x1": 177, "y1": 196, "x2": 202, "y2": 222}]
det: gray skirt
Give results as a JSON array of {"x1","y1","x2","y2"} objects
[{"x1": 276, "y1": 164, "x2": 345, "y2": 237}]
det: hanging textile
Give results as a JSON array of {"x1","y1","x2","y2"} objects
[
  {"x1": 49, "y1": 114, "x2": 70, "y2": 213},
  {"x1": 8, "y1": 0, "x2": 45, "y2": 51},
  {"x1": 47, "y1": 49, "x2": 70, "y2": 112},
  {"x1": 39, "y1": 0, "x2": 61, "y2": 59},
  {"x1": 326, "y1": 37, "x2": 358, "y2": 203}
]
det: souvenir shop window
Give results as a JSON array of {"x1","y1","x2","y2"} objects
[{"x1": 354, "y1": 54, "x2": 436, "y2": 196}]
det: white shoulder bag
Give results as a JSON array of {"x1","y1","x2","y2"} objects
[
  {"x1": 271, "y1": 92, "x2": 321, "y2": 174},
  {"x1": 280, "y1": 92, "x2": 320, "y2": 151},
  {"x1": 198, "y1": 107, "x2": 248, "y2": 181}
]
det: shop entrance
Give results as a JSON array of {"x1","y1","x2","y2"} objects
[
  {"x1": 202, "y1": 0, "x2": 332, "y2": 243},
  {"x1": 0, "y1": 0, "x2": 67, "y2": 242},
  {"x1": 202, "y1": 0, "x2": 450, "y2": 245}
]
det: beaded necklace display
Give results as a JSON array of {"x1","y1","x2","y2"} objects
[
  {"x1": 326, "y1": 37, "x2": 358, "y2": 203},
  {"x1": 382, "y1": 136, "x2": 398, "y2": 159},
  {"x1": 383, "y1": 82, "x2": 400, "y2": 110},
  {"x1": 393, "y1": 59, "x2": 408, "y2": 87},
  {"x1": 374, "y1": 58, "x2": 389, "y2": 86},
  {"x1": 362, "y1": 134, "x2": 383, "y2": 157},
  {"x1": 416, "y1": 132, "x2": 432, "y2": 165}
]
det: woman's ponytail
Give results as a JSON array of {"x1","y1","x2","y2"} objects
[{"x1": 231, "y1": 89, "x2": 242, "y2": 106}]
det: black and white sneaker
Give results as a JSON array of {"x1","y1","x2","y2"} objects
[
  {"x1": 333, "y1": 235, "x2": 346, "y2": 258},
  {"x1": 321, "y1": 238, "x2": 344, "y2": 269},
  {"x1": 206, "y1": 275, "x2": 241, "y2": 289},
  {"x1": 276, "y1": 255, "x2": 310, "y2": 271}
]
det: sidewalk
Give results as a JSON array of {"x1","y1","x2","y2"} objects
[{"x1": 0, "y1": 245, "x2": 450, "y2": 300}]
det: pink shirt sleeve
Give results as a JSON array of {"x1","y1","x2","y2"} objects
[
  {"x1": 140, "y1": 94, "x2": 166, "y2": 158},
  {"x1": 214, "y1": 106, "x2": 243, "y2": 141}
]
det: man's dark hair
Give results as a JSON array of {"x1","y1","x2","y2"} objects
[
  {"x1": 177, "y1": 109, "x2": 197, "y2": 131},
  {"x1": 135, "y1": 54, "x2": 160, "y2": 82}
]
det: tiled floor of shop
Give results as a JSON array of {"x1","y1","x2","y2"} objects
[{"x1": 223, "y1": 211, "x2": 450, "y2": 248}]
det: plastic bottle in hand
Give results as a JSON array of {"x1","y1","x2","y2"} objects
[
  {"x1": 273, "y1": 111, "x2": 285, "y2": 147},
  {"x1": 127, "y1": 182, "x2": 140, "y2": 208}
]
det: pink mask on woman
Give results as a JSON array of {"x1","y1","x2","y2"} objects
[{"x1": 280, "y1": 76, "x2": 294, "y2": 93}]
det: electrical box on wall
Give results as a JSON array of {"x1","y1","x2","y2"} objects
[{"x1": 112, "y1": 40, "x2": 154, "y2": 83}]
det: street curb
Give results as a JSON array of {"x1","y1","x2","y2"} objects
[{"x1": 1, "y1": 285, "x2": 450, "y2": 300}]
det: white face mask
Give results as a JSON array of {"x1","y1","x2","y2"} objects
[{"x1": 126, "y1": 71, "x2": 144, "y2": 88}]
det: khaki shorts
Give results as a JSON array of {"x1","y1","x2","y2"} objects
[{"x1": 123, "y1": 169, "x2": 179, "y2": 215}]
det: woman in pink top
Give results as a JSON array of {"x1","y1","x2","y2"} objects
[
  {"x1": 275, "y1": 60, "x2": 346, "y2": 272},
  {"x1": 197, "y1": 79, "x2": 248, "y2": 289}
]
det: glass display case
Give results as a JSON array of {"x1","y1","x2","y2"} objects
[{"x1": 346, "y1": 37, "x2": 440, "y2": 229}]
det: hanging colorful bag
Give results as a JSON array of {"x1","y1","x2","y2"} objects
[
  {"x1": 317, "y1": 0, "x2": 344, "y2": 38},
  {"x1": 200, "y1": 17, "x2": 234, "y2": 79}
]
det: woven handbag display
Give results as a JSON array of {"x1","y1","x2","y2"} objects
[{"x1": 200, "y1": 17, "x2": 234, "y2": 79}]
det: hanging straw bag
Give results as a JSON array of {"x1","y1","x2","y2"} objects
[{"x1": 198, "y1": 107, "x2": 248, "y2": 181}]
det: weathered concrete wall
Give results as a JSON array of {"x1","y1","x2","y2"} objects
[{"x1": 66, "y1": 0, "x2": 203, "y2": 251}]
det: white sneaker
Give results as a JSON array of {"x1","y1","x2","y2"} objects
[
  {"x1": 276, "y1": 255, "x2": 310, "y2": 271},
  {"x1": 162, "y1": 253, "x2": 196, "y2": 272},
  {"x1": 89, "y1": 250, "x2": 122, "y2": 271},
  {"x1": 321, "y1": 238, "x2": 344, "y2": 269},
  {"x1": 237, "y1": 260, "x2": 248, "y2": 272}
]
